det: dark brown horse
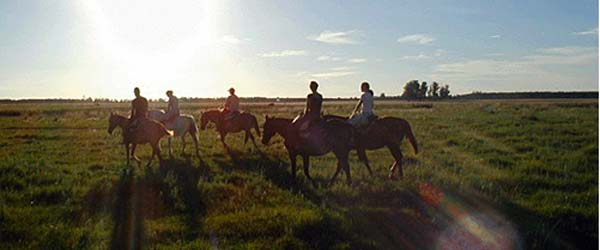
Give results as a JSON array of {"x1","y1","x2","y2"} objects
[
  {"x1": 200, "y1": 110, "x2": 261, "y2": 151},
  {"x1": 261, "y1": 116, "x2": 354, "y2": 186},
  {"x1": 108, "y1": 113, "x2": 173, "y2": 167},
  {"x1": 323, "y1": 115, "x2": 418, "y2": 179}
]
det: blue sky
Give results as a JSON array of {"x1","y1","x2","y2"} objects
[{"x1": 0, "y1": 0, "x2": 597, "y2": 99}]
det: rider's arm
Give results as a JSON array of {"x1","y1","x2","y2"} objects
[
  {"x1": 353, "y1": 99, "x2": 362, "y2": 113},
  {"x1": 131, "y1": 102, "x2": 136, "y2": 118},
  {"x1": 304, "y1": 96, "x2": 310, "y2": 114}
]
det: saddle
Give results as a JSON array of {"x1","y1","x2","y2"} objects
[{"x1": 356, "y1": 114, "x2": 379, "y2": 131}]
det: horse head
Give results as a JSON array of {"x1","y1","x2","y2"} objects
[
  {"x1": 261, "y1": 115, "x2": 273, "y2": 145},
  {"x1": 200, "y1": 110, "x2": 219, "y2": 130},
  {"x1": 108, "y1": 112, "x2": 118, "y2": 134}
]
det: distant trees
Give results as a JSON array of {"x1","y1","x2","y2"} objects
[
  {"x1": 440, "y1": 85, "x2": 450, "y2": 98},
  {"x1": 401, "y1": 80, "x2": 421, "y2": 99},
  {"x1": 401, "y1": 80, "x2": 450, "y2": 100}
]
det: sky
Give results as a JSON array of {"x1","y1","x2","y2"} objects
[{"x1": 0, "y1": 0, "x2": 598, "y2": 99}]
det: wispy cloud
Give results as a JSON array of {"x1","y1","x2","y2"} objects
[
  {"x1": 308, "y1": 30, "x2": 361, "y2": 44},
  {"x1": 486, "y1": 53, "x2": 505, "y2": 57},
  {"x1": 490, "y1": 34, "x2": 501, "y2": 38},
  {"x1": 432, "y1": 46, "x2": 598, "y2": 85},
  {"x1": 397, "y1": 34, "x2": 435, "y2": 44},
  {"x1": 311, "y1": 71, "x2": 356, "y2": 79},
  {"x1": 260, "y1": 50, "x2": 307, "y2": 58},
  {"x1": 347, "y1": 58, "x2": 367, "y2": 63},
  {"x1": 221, "y1": 35, "x2": 249, "y2": 45},
  {"x1": 311, "y1": 67, "x2": 357, "y2": 79},
  {"x1": 573, "y1": 27, "x2": 598, "y2": 36},
  {"x1": 400, "y1": 54, "x2": 430, "y2": 60},
  {"x1": 317, "y1": 55, "x2": 342, "y2": 61}
]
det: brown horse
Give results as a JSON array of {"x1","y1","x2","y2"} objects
[
  {"x1": 323, "y1": 115, "x2": 418, "y2": 179},
  {"x1": 200, "y1": 110, "x2": 261, "y2": 151},
  {"x1": 261, "y1": 116, "x2": 354, "y2": 186},
  {"x1": 108, "y1": 113, "x2": 173, "y2": 167}
]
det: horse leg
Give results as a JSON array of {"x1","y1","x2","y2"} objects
[
  {"x1": 181, "y1": 134, "x2": 187, "y2": 156},
  {"x1": 302, "y1": 155, "x2": 316, "y2": 187},
  {"x1": 329, "y1": 160, "x2": 343, "y2": 185},
  {"x1": 168, "y1": 137, "x2": 173, "y2": 159},
  {"x1": 387, "y1": 144, "x2": 403, "y2": 180},
  {"x1": 220, "y1": 132, "x2": 229, "y2": 151},
  {"x1": 289, "y1": 152, "x2": 297, "y2": 182},
  {"x1": 357, "y1": 148, "x2": 373, "y2": 176},
  {"x1": 131, "y1": 144, "x2": 141, "y2": 166},
  {"x1": 248, "y1": 130, "x2": 259, "y2": 152},
  {"x1": 146, "y1": 144, "x2": 156, "y2": 168},
  {"x1": 341, "y1": 154, "x2": 352, "y2": 185},
  {"x1": 125, "y1": 143, "x2": 130, "y2": 167},
  {"x1": 191, "y1": 131, "x2": 201, "y2": 159}
]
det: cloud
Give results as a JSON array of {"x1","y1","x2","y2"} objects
[
  {"x1": 490, "y1": 34, "x2": 501, "y2": 38},
  {"x1": 400, "y1": 54, "x2": 430, "y2": 60},
  {"x1": 260, "y1": 50, "x2": 307, "y2": 58},
  {"x1": 311, "y1": 71, "x2": 356, "y2": 79},
  {"x1": 573, "y1": 28, "x2": 598, "y2": 36},
  {"x1": 308, "y1": 30, "x2": 361, "y2": 44},
  {"x1": 397, "y1": 34, "x2": 435, "y2": 44},
  {"x1": 221, "y1": 35, "x2": 249, "y2": 45},
  {"x1": 486, "y1": 53, "x2": 505, "y2": 57},
  {"x1": 317, "y1": 55, "x2": 342, "y2": 61},
  {"x1": 432, "y1": 46, "x2": 598, "y2": 87},
  {"x1": 347, "y1": 58, "x2": 367, "y2": 63},
  {"x1": 310, "y1": 66, "x2": 357, "y2": 79}
]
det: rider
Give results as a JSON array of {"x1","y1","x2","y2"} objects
[
  {"x1": 223, "y1": 87, "x2": 240, "y2": 118},
  {"x1": 129, "y1": 87, "x2": 149, "y2": 130},
  {"x1": 291, "y1": 81, "x2": 322, "y2": 139},
  {"x1": 161, "y1": 90, "x2": 180, "y2": 122},
  {"x1": 348, "y1": 82, "x2": 376, "y2": 128}
]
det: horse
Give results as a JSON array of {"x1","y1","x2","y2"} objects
[
  {"x1": 323, "y1": 114, "x2": 418, "y2": 179},
  {"x1": 200, "y1": 110, "x2": 261, "y2": 151},
  {"x1": 148, "y1": 110, "x2": 200, "y2": 159},
  {"x1": 107, "y1": 113, "x2": 173, "y2": 167},
  {"x1": 261, "y1": 116, "x2": 354, "y2": 186}
]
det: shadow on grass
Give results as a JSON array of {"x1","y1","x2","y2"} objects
[{"x1": 106, "y1": 158, "x2": 210, "y2": 249}]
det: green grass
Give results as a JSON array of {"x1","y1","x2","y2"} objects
[{"x1": 0, "y1": 99, "x2": 597, "y2": 249}]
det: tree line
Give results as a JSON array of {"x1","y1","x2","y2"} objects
[{"x1": 400, "y1": 80, "x2": 450, "y2": 100}]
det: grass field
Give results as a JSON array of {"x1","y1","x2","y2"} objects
[{"x1": 0, "y1": 99, "x2": 597, "y2": 249}]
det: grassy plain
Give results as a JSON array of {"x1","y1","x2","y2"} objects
[{"x1": 0, "y1": 99, "x2": 597, "y2": 249}]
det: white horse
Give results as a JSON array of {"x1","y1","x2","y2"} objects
[{"x1": 149, "y1": 110, "x2": 200, "y2": 159}]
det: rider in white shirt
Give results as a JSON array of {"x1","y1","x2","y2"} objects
[
  {"x1": 162, "y1": 90, "x2": 180, "y2": 122},
  {"x1": 348, "y1": 82, "x2": 376, "y2": 127}
]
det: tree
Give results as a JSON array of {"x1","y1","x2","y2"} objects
[
  {"x1": 429, "y1": 81, "x2": 440, "y2": 98},
  {"x1": 401, "y1": 80, "x2": 421, "y2": 100},
  {"x1": 419, "y1": 81, "x2": 428, "y2": 99},
  {"x1": 380, "y1": 93, "x2": 386, "y2": 98},
  {"x1": 440, "y1": 84, "x2": 450, "y2": 98}
]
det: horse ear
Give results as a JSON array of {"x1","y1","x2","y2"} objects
[{"x1": 265, "y1": 115, "x2": 269, "y2": 120}]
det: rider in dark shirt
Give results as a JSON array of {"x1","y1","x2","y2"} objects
[
  {"x1": 304, "y1": 82, "x2": 322, "y2": 123},
  {"x1": 291, "y1": 81, "x2": 322, "y2": 140},
  {"x1": 130, "y1": 87, "x2": 148, "y2": 129}
]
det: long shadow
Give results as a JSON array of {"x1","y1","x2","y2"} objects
[
  {"x1": 106, "y1": 158, "x2": 209, "y2": 249},
  {"x1": 213, "y1": 150, "x2": 322, "y2": 204},
  {"x1": 110, "y1": 167, "x2": 144, "y2": 250}
]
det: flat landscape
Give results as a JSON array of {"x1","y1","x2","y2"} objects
[{"x1": 0, "y1": 99, "x2": 597, "y2": 249}]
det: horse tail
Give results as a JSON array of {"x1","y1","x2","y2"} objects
[
  {"x1": 402, "y1": 119, "x2": 418, "y2": 154},
  {"x1": 189, "y1": 117, "x2": 198, "y2": 134},
  {"x1": 251, "y1": 115, "x2": 261, "y2": 137},
  {"x1": 159, "y1": 123, "x2": 174, "y2": 136}
]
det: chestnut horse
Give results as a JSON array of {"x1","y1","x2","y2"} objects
[
  {"x1": 323, "y1": 115, "x2": 418, "y2": 179},
  {"x1": 200, "y1": 110, "x2": 261, "y2": 151},
  {"x1": 261, "y1": 116, "x2": 354, "y2": 186},
  {"x1": 108, "y1": 113, "x2": 173, "y2": 167}
]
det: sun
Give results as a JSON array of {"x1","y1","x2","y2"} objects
[{"x1": 79, "y1": 0, "x2": 220, "y2": 97}]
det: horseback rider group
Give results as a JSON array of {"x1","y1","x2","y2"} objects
[{"x1": 128, "y1": 80, "x2": 376, "y2": 140}]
